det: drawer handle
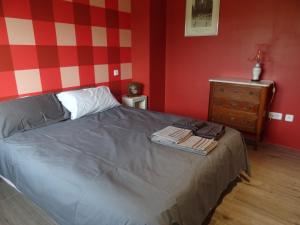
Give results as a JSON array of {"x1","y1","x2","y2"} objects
[
  {"x1": 249, "y1": 91, "x2": 254, "y2": 95},
  {"x1": 230, "y1": 117, "x2": 236, "y2": 121},
  {"x1": 231, "y1": 102, "x2": 238, "y2": 107},
  {"x1": 220, "y1": 88, "x2": 224, "y2": 92}
]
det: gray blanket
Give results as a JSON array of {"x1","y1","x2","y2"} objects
[{"x1": 0, "y1": 106, "x2": 249, "y2": 225}]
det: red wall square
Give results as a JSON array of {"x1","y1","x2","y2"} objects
[
  {"x1": 105, "y1": 0, "x2": 118, "y2": 10},
  {"x1": 2, "y1": 0, "x2": 31, "y2": 19},
  {"x1": 40, "y1": 68, "x2": 62, "y2": 92},
  {"x1": 0, "y1": 18, "x2": 9, "y2": 45},
  {"x1": 73, "y1": 0, "x2": 89, "y2": 5},
  {"x1": 119, "y1": 12, "x2": 131, "y2": 29},
  {"x1": 74, "y1": 3, "x2": 91, "y2": 25},
  {"x1": 0, "y1": 1, "x2": 3, "y2": 16},
  {"x1": 37, "y1": 46, "x2": 59, "y2": 68},
  {"x1": 77, "y1": 46, "x2": 94, "y2": 65},
  {"x1": 79, "y1": 65, "x2": 95, "y2": 87},
  {"x1": 90, "y1": 6, "x2": 106, "y2": 27},
  {"x1": 107, "y1": 47, "x2": 120, "y2": 64},
  {"x1": 0, "y1": 45, "x2": 13, "y2": 72},
  {"x1": 120, "y1": 47, "x2": 131, "y2": 63},
  {"x1": 33, "y1": 21, "x2": 57, "y2": 45},
  {"x1": 75, "y1": 25, "x2": 92, "y2": 46},
  {"x1": 57, "y1": 46, "x2": 78, "y2": 67},
  {"x1": 53, "y1": 0, "x2": 74, "y2": 23},
  {"x1": 10, "y1": 46, "x2": 38, "y2": 70},
  {"x1": 107, "y1": 28, "x2": 120, "y2": 47},
  {"x1": 0, "y1": 71, "x2": 17, "y2": 98},
  {"x1": 30, "y1": 0, "x2": 54, "y2": 21},
  {"x1": 93, "y1": 47, "x2": 108, "y2": 64},
  {"x1": 105, "y1": 9, "x2": 119, "y2": 28}
]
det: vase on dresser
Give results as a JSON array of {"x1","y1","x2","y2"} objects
[{"x1": 252, "y1": 63, "x2": 262, "y2": 81}]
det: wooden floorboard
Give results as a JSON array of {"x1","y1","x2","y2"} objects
[{"x1": 0, "y1": 144, "x2": 299, "y2": 225}]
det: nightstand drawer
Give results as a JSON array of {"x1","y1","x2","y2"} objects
[
  {"x1": 213, "y1": 98, "x2": 259, "y2": 113},
  {"x1": 213, "y1": 83, "x2": 261, "y2": 103},
  {"x1": 211, "y1": 107, "x2": 257, "y2": 133}
]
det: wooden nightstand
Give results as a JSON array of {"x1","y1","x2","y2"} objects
[
  {"x1": 122, "y1": 95, "x2": 147, "y2": 110},
  {"x1": 208, "y1": 78, "x2": 275, "y2": 146}
]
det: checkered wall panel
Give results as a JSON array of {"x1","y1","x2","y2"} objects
[{"x1": 0, "y1": 0, "x2": 132, "y2": 100}]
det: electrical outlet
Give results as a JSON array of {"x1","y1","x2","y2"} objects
[
  {"x1": 113, "y1": 69, "x2": 119, "y2": 76},
  {"x1": 285, "y1": 114, "x2": 294, "y2": 122},
  {"x1": 269, "y1": 112, "x2": 283, "y2": 120}
]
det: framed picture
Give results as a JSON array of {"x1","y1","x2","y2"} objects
[{"x1": 185, "y1": 0, "x2": 220, "y2": 37}]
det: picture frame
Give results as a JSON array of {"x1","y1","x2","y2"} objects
[{"x1": 185, "y1": 0, "x2": 220, "y2": 37}]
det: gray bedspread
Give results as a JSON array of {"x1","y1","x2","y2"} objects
[{"x1": 0, "y1": 106, "x2": 249, "y2": 225}]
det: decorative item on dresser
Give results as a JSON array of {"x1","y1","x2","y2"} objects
[
  {"x1": 208, "y1": 78, "x2": 275, "y2": 148},
  {"x1": 252, "y1": 49, "x2": 263, "y2": 81}
]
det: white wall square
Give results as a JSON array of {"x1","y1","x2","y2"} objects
[
  {"x1": 5, "y1": 18, "x2": 35, "y2": 45},
  {"x1": 94, "y1": 64, "x2": 109, "y2": 84},
  {"x1": 89, "y1": 0, "x2": 105, "y2": 7},
  {"x1": 15, "y1": 69, "x2": 42, "y2": 94},
  {"x1": 118, "y1": 0, "x2": 131, "y2": 13},
  {"x1": 60, "y1": 66, "x2": 80, "y2": 88},
  {"x1": 119, "y1": 29, "x2": 131, "y2": 47},
  {"x1": 121, "y1": 63, "x2": 132, "y2": 80},
  {"x1": 55, "y1": 23, "x2": 76, "y2": 46},
  {"x1": 92, "y1": 26, "x2": 107, "y2": 47}
]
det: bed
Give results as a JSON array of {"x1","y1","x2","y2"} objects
[{"x1": 0, "y1": 93, "x2": 249, "y2": 225}]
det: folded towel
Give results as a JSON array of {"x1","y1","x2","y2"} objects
[
  {"x1": 151, "y1": 126, "x2": 193, "y2": 144},
  {"x1": 173, "y1": 119, "x2": 206, "y2": 133},
  {"x1": 151, "y1": 126, "x2": 218, "y2": 156},
  {"x1": 173, "y1": 119, "x2": 225, "y2": 140},
  {"x1": 195, "y1": 123, "x2": 225, "y2": 140}
]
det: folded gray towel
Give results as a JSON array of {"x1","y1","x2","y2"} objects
[
  {"x1": 173, "y1": 119, "x2": 225, "y2": 140},
  {"x1": 173, "y1": 119, "x2": 206, "y2": 133},
  {"x1": 195, "y1": 123, "x2": 225, "y2": 140}
]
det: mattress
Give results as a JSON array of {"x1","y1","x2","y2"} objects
[{"x1": 0, "y1": 106, "x2": 249, "y2": 225}]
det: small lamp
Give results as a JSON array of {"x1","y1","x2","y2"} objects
[{"x1": 127, "y1": 82, "x2": 143, "y2": 97}]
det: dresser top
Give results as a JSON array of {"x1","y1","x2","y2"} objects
[{"x1": 209, "y1": 78, "x2": 274, "y2": 87}]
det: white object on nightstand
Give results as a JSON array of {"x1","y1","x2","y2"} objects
[{"x1": 122, "y1": 95, "x2": 147, "y2": 110}]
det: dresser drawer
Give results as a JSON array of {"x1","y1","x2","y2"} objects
[
  {"x1": 211, "y1": 106, "x2": 257, "y2": 133},
  {"x1": 213, "y1": 98, "x2": 259, "y2": 113},
  {"x1": 212, "y1": 83, "x2": 261, "y2": 103}
]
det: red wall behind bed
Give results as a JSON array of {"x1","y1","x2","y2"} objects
[
  {"x1": 0, "y1": 0, "x2": 132, "y2": 100},
  {"x1": 131, "y1": 0, "x2": 300, "y2": 150}
]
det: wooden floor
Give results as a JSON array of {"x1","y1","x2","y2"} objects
[
  {"x1": 0, "y1": 144, "x2": 299, "y2": 225},
  {"x1": 210, "y1": 144, "x2": 300, "y2": 225}
]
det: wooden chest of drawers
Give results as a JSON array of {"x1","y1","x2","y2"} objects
[{"x1": 208, "y1": 78, "x2": 274, "y2": 144}]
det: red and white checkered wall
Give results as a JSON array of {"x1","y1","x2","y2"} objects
[{"x1": 0, "y1": 0, "x2": 132, "y2": 100}]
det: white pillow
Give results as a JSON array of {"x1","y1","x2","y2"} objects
[{"x1": 56, "y1": 86, "x2": 120, "y2": 120}]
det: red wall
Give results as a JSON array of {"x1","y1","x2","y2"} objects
[
  {"x1": 149, "y1": 0, "x2": 166, "y2": 112},
  {"x1": 165, "y1": 0, "x2": 300, "y2": 150},
  {"x1": 0, "y1": 0, "x2": 132, "y2": 100},
  {"x1": 131, "y1": 0, "x2": 166, "y2": 112},
  {"x1": 131, "y1": 0, "x2": 150, "y2": 97}
]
